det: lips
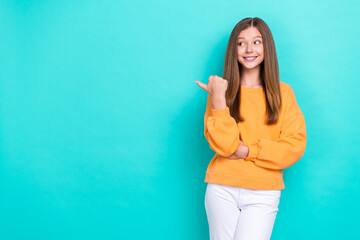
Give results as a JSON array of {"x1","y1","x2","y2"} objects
[{"x1": 243, "y1": 56, "x2": 257, "y2": 62}]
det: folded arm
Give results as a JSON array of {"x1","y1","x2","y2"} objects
[{"x1": 245, "y1": 86, "x2": 307, "y2": 170}]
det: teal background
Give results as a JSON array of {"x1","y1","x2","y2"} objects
[{"x1": 0, "y1": 0, "x2": 359, "y2": 239}]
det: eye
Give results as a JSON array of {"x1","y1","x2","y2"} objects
[
  {"x1": 238, "y1": 42, "x2": 244, "y2": 46},
  {"x1": 255, "y1": 40, "x2": 261, "y2": 44}
]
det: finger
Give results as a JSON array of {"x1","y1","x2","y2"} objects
[{"x1": 195, "y1": 80, "x2": 208, "y2": 92}]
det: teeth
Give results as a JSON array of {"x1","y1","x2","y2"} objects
[{"x1": 245, "y1": 57, "x2": 256, "y2": 59}]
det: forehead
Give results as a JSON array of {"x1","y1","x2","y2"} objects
[{"x1": 237, "y1": 27, "x2": 262, "y2": 39}]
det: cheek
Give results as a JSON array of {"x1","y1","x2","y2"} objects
[
  {"x1": 237, "y1": 49, "x2": 243, "y2": 59},
  {"x1": 257, "y1": 46, "x2": 264, "y2": 55},
  {"x1": 237, "y1": 47, "x2": 241, "y2": 54},
  {"x1": 254, "y1": 45, "x2": 263, "y2": 52}
]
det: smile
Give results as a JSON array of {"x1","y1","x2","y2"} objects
[{"x1": 243, "y1": 56, "x2": 257, "y2": 62}]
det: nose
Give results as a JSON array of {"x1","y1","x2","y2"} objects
[{"x1": 246, "y1": 43, "x2": 253, "y2": 53}]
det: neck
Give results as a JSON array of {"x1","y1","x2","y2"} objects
[{"x1": 240, "y1": 66, "x2": 262, "y2": 87}]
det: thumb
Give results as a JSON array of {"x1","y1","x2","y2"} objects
[{"x1": 195, "y1": 80, "x2": 208, "y2": 93}]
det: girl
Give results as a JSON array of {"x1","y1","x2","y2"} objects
[{"x1": 195, "y1": 17, "x2": 307, "y2": 240}]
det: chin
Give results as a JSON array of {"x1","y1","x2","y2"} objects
[{"x1": 241, "y1": 63, "x2": 261, "y2": 69}]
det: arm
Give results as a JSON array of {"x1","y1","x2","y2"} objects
[
  {"x1": 245, "y1": 86, "x2": 307, "y2": 170},
  {"x1": 204, "y1": 93, "x2": 241, "y2": 157}
]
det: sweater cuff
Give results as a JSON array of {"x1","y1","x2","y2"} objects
[
  {"x1": 211, "y1": 107, "x2": 230, "y2": 119},
  {"x1": 246, "y1": 142, "x2": 259, "y2": 160}
]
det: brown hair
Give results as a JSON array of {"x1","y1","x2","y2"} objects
[{"x1": 223, "y1": 17, "x2": 281, "y2": 125}]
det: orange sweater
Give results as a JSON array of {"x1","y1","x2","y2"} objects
[{"x1": 203, "y1": 81, "x2": 306, "y2": 190}]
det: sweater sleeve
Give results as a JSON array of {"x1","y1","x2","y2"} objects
[
  {"x1": 203, "y1": 93, "x2": 241, "y2": 157},
  {"x1": 245, "y1": 86, "x2": 307, "y2": 170}
]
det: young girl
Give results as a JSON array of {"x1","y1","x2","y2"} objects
[{"x1": 195, "y1": 17, "x2": 307, "y2": 240}]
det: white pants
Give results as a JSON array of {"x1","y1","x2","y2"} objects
[{"x1": 205, "y1": 183, "x2": 281, "y2": 240}]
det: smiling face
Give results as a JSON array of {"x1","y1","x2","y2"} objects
[{"x1": 237, "y1": 26, "x2": 264, "y2": 71}]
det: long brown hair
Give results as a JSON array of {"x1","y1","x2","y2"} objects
[{"x1": 223, "y1": 17, "x2": 281, "y2": 125}]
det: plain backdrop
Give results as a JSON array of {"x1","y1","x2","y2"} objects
[{"x1": 0, "y1": 0, "x2": 359, "y2": 239}]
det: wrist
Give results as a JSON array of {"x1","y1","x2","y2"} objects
[
  {"x1": 244, "y1": 145, "x2": 249, "y2": 158},
  {"x1": 212, "y1": 95, "x2": 226, "y2": 109},
  {"x1": 239, "y1": 145, "x2": 249, "y2": 159}
]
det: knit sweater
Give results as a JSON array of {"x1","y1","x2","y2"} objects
[{"x1": 203, "y1": 81, "x2": 306, "y2": 190}]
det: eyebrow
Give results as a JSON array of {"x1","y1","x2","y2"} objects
[{"x1": 237, "y1": 36, "x2": 262, "y2": 39}]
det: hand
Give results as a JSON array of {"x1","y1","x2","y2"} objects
[
  {"x1": 195, "y1": 75, "x2": 228, "y2": 97},
  {"x1": 218, "y1": 140, "x2": 249, "y2": 159}
]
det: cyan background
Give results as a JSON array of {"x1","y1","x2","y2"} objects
[{"x1": 0, "y1": 0, "x2": 359, "y2": 239}]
